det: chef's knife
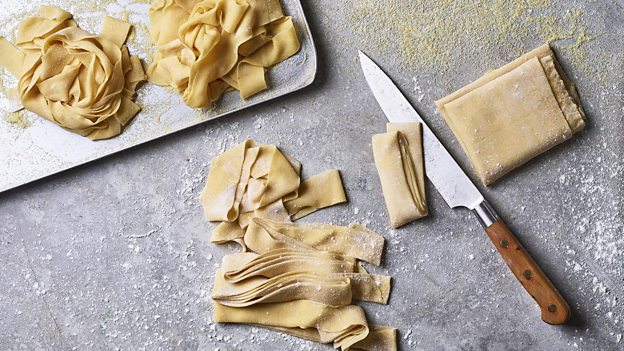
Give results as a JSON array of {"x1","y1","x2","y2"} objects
[{"x1": 359, "y1": 51, "x2": 570, "y2": 325}]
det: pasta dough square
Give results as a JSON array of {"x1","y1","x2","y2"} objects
[{"x1": 436, "y1": 44, "x2": 585, "y2": 185}]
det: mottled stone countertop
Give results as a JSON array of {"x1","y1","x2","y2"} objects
[{"x1": 1, "y1": 1, "x2": 622, "y2": 350}]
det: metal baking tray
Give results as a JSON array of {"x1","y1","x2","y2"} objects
[{"x1": 0, "y1": 0, "x2": 316, "y2": 193}]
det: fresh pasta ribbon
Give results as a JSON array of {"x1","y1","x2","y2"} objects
[
  {"x1": 210, "y1": 221, "x2": 247, "y2": 249},
  {"x1": 200, "y1": 139, "x2": 300, "y2": 222},
  {"x1": 212, "y1": 249, "x2": 391, "y2": 307},
  {"x1": 284, "y1": 169, "x2": 348, "y2": 220},
  {"x1": 350, "y1": 326, "x2": 398, "y2": 351},
  {"x1": 222, "y1": 249, "x2": 357, "y2": 279},
  {"x1": 202, "y1": 139, "x2": 349, "y2": 251},
  {"x1": 203, "y1": 140, "x2": 397, "y2": 350},
  {"x1": 148, "y1": 0, "x2": 301, "y2": 108},
  {"x1": 213, "y1": 300, "x2": 397, "y2": 351},
  {"x1": 0, "y1": 6, "x2": 145, "y2": 140},
  {"x1": 345, "y1": 272, "x2": 392, "y2": 305},
  {"x1": 244, "y1": 217, "x2": 385, "y2": 266},
  {"x1": 213, "y1": 269, "x2": 355, "y2": 307}
]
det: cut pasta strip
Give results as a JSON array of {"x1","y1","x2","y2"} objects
[
  {"x1": 200, "y1": 140, "x2": 300, "y2": 222},
  {"x1": 212, "y1": 249, "x2": 391, "y2": 306},
  {"x1": 244, "y1": 217, "x2": 385, "y2": 265},
  {"x1": 211, "y1": 221, "x2": 247, "y2": 251},
  {"x1": 213, "y1": 300, "x2": 396, "y2": 351},
  {"x1": 202, "y1": 140, "x2": 349, "y2": 235},
  {"x1": 284, "y1": 169, "x2": 348, "y2": 220}
]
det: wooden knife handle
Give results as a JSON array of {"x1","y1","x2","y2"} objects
[{"x1": 485, "y1": 219, "x2": 571, "y2": 324}]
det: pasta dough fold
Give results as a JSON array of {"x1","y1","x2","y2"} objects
[
  {"x1": 200, "y1": 139, "x2": 300, "y2": 222},
  {"x1": 372, "y1": 123, "x2": 428, "y2": 228},
  {"x1": 148, "y1": 0, "x2": 300, "y2": 108},
  {"x1": 0, "y1": 6, "x2": 145, "y2": 140},
  {"x1": 435, "y1": 44, "x2": 585, "y2": 185}
]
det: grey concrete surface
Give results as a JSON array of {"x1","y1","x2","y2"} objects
[{"x1": 1, "y1": 1, "x2": 623, "y2": 350}]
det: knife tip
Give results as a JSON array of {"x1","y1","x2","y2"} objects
[{"x1": 357, "y1": 50, "x2": 367, "y2": 60}]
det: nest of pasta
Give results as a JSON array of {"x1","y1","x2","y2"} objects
[{"x1": 148, "y1": 0, "x2": 301, "y2": 108}]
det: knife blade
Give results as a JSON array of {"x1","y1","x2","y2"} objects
[
  {"x1": 359, "y1": 51, "x2": 483, "y2": 210},
  {"x1": 359, "y1": 51, "x2": 571, "y2": 325}
]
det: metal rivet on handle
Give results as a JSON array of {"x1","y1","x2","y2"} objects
[
  {"x1": 523, "y1": 270, "x2": 532, "y2": 280},
  {"x1": 548, "y1": 304, "x2": 557, "y2": 313},
  {"x1": 500, "y1": 239, "x2": 509, "y2": 248}
]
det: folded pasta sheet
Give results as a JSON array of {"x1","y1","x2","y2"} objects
[
  {"x1": 200, "y1": 139, "x2": 300, "y2": 222},
  {"x1": 284, "y1": 169, "x2": 347, "y2": 220},
  {"x1": 436, "y1": 44, "x2": 585, "y2": 185},
  {"x1": 0, "y1": 6, "x2": 145, "y2": 140},
  {"x1": 148, "y1": 0, "x2": 301, "y2": 108},
  {"x1": 372, "y1": 123, "x2": 428, "y2": 229}
]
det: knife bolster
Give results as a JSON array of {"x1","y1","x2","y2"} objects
[{"x1": 473, "y1": 200, "x2": 499, "y2": 228}]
